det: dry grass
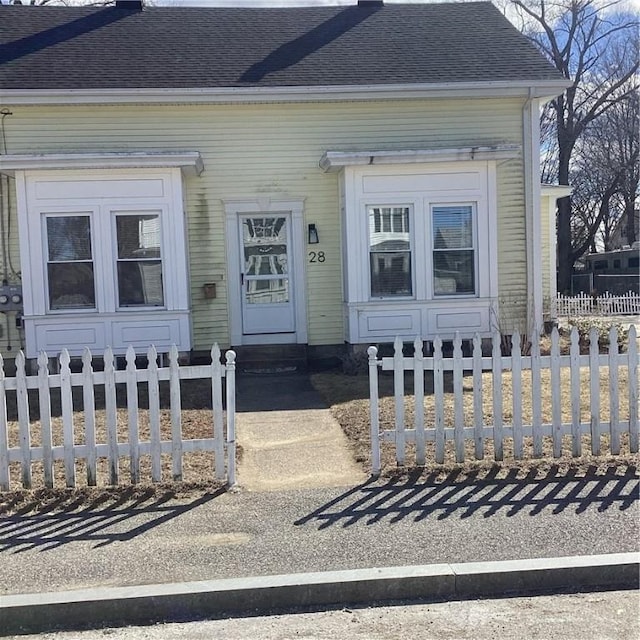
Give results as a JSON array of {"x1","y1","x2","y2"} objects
[{"x1": 311, "y1": 364, "x2": 639, "y2": 478}]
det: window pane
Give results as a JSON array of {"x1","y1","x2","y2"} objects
[
  {"x1": 48, "y1": 263, "x2": 95, "y2": 309},
  {"x1": 117, "y1": 261, "x2": 164, "y2": 306},
  {"x1": 433, "y1": 250, "x2": 475, "y2": 295},
  {"x1": 369, "y1": 207, "x2": 410, "y2": 251},
  {"x1": 47, "y1": 216, "x2": 92, "y2": 261},
  {"x1": 246, "y1": 278, "x2": 289, "y2": 304},
  {"x1": 117, "y1": 215, "x2": 161, "y2": 259},
  {"x1": 370, "y1": 252, "x2": 412, "y2": 297},
  {"x1": 433, "y1": 206, "x2": 473, "y2": 249}
]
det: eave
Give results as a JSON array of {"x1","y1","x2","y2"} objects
[{"x1": 1, "y1": 80, "x2": 571, "y2": 106}]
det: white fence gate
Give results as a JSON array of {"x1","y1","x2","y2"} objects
[
  {"x1": 368, "y1": 326, "x2": 638, "y2": 474},
  {"x1": 0, "y1": 344, "x2": 236, "y2": 491},
  {"x1": 556, "y1": 292, "x2": 640, "y2": 316}
]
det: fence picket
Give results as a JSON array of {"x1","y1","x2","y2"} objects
[
  {"x1": 589, "y1": 327, "x2": 601, "y2": 455},
  {"x1": 569, "y1": 327, "x2": 582, "y2": 457},
  {"x1": 169, "y1": 345, "x2": 182, "y2": 481},
  {"x1": 550, "y1": 328, "x2": 562, "y2": 457},
  {"x1": 472, "y1": 333, "x2": 484, "y2": 460},
  {"x1": 16, "y1": 352, "x2": 31, "y2": 489},
  {"x1": 147, "y1": 345, "x2": 162, "y2": 483},
  {"x1": 556, "y1": 292, "x2": 640, "y2": 316},
  {"x1": 125, "y1": 346, "x2": 140, "y2": 484},
  {"x1": 82, "y1": 348, "x2": 97, "y2": 486},
  {"x1": 453, "y1": 333, "x2": 465, "y2": 463},
  {"x1": 628, "y1": 325, "x2": 638, "y2": 453},
  {"x1": 491, "y1": 332, "x2": 503, "y2": 461},
  {"x1": 609, "y1": 326, "x2": 620, "y2": 455},
  {"x1": 511, "y1": 331, "x2": 523, "y2": 460},
  {"x1": 433, "y1": 337, "x2": 445, "y2": 464},
  {"x1": 368, "y1": 346, "x2": 381, "y2": 475},
  {"x1": 37, "y1": 352, "x2": 53, "y2": 488},
  {"x1": 104, "y1": 347, "x2": 119, "y2": 485},
  {"x1": 225, "y1": 349, "x2": 237, "y2": 486},
  {"x1": 0, "y1": 344, "x2": 235, "y2": 491},
  {"x1": 414, "y1": 337, "x2": 426, "y2": 466},
  {"x1": 0, "y1": 355, "x2": 8, "y2": 491},
  {"x1": 530, "y1": 331, "x2": 542, "y2": 457},
  {"x1": 393, "y1": 337, "x2": 406, "y2": 465},
  {"x1": 60, "y1": 349, "x2": 76, "y2": 488},
  {"x1": 211, "y1": 344, "x2": 225, "y2": 480}
]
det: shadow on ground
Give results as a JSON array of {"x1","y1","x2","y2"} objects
[
  {"x1": 294, "y1": 464, "x2": 638, "y2": 529},
  {"x1": 0, "y1": 486, "x2": 225, "y2": 553}
]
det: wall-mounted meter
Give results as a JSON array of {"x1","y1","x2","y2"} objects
[{"x1": 0, "y1": 285, "x2": 23, "y2": 312}]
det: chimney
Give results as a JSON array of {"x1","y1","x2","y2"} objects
[{"x1": 115, "y1": 1, "x2": 143, "y2": 9}]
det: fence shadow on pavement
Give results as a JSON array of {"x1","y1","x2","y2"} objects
[
  {"x1": 294, "y1": 464, "x2": 638, "y2": 529},
  {"x1": 0, "y1": 487, "x2": 225, "y2": 553}
]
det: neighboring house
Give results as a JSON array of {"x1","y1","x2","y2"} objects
[
  {"x1": 0, "y1": 0, "x2": 568, "y2": 362},
  {"x1": 608, "y1": 209, "x2": 640, "y2": 251}
]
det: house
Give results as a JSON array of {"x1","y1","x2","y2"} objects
[{"x1": 0, "y1": 0, "x2": 569, "y2": 364}]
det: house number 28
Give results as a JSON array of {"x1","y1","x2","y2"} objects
[{"x1": 308, "y1": 251, "x2": 326, "y2": 263}]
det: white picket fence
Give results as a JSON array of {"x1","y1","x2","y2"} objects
[
  {"x1": 367, "y1": 326, "x2": 639, "y2": 474},
  {"x1": 556, "y1": 292, "x2": 640, "y2": 316},
  {"x1": 0, "y1": 344, "x2": 236, "y2": 491}
]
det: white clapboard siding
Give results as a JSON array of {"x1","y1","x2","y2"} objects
[
  {"x1": 556, "y1": 292, "x2": 640, "y2": 317},
  {"x1": 0, "y1": 344, "x2": 236, "y2": 491},
  {"x1": 368, "y1": 325, "x2": 639, "y2": 474}
]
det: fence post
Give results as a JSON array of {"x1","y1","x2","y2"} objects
[
  {"x1": 225, "y1": 349, "x2": 237, "y2": 487},
  {"x1": 104, "y1": 347, "x2": 119, "y2": 485},
  {"x1": 0, "y1": 355, "x2": 8, "y2": 491},
  {"x1": 414, "y1": 337, "x2": 425, "y2": 466},
  {"x1": 37, "y1": 351, "x2": 54, "y2": 488},
  {"x1": 628, "y1": 325, "x2": 638, "y2": 454},
  {"x1": 169, "y1": 344, "x2": 182, "y2": 481},
  {"x1": 125, "y1": 346, "x2": 140, "y2": 485},
  {"x1": 589, "y1": 327, "x2": 601, "y2": 455},
  {"x1": 147, "y1": 345, "x2": 162, "y2": 483},
  {"x1": 368, "y1": 346, "x2": 380, "y2": 476},
  {"x1": 60, "y1": 349, "x2": 76, "y2": 488},
  {"x1": 82, "y1": 348, "x2": 97, "y2": 486},
  {"x1": 211, "y1": 344, "x2": 225, "y2": 482},
  {"x1": 16, "y1": 351, "x2": 31, "y2": 489}
]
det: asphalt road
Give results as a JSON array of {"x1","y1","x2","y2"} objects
[
  {"x1": 1, "y1": 468, "x2": 637, "y2": 596},
  {"x1": 6, "y1": 590, "x2": 639, "y2": 640}
]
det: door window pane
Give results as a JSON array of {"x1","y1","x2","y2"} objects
[
  {"x1": 432, "y1": 205, "x2": 476, "y2": 296},
  {"x1": 46, "y1": 215, "x2": 95, "y2": 310},
  {"x1": 246, "y1": 278, "x2": 289, "y2": 304},
  {"x1": 116, "y1": 214, "x2": 164, "y2": 307},
  {"x1": 368, "y1": 206, "x2": 412, "y2": 297}
]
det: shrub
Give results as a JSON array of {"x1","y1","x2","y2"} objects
[{"x1": 566, "y1": 318, "x2": 629, "y2": 352}]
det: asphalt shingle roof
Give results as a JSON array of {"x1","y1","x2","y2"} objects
[{"x1": 0, "y1": 2, "x2": 564, "y2": 90}]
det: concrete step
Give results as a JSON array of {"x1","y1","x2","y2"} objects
[{"x1": 232, "y1": 344, "x2": 308, "y2": 374}]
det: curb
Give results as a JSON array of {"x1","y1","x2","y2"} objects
[{"x1": 1, "y1": 552, "x2": 638, "y2": 635}]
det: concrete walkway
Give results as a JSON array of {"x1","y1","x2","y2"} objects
[{"x1": 234, "y1": 373, "x2": 367, "y2": 491}]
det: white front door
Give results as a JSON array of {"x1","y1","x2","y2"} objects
[{"x1": 239, "y1": 214, "x2": 296, "y2": 335}]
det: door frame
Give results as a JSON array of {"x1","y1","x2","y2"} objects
[{"x1": 225, "y1": 197, "x2": 307, "y2": 345}]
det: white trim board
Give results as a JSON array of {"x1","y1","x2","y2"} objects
[
  {"x1": 0, "y1": 152, "x2": 204, "y2": 177},
  {"x1": 2, "y1": 80, "x2": 571, "y2": 106}
]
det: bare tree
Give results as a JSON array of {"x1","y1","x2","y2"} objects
[{"x1": 511, "y1": 0, "x2": 639, "y2": 293}]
